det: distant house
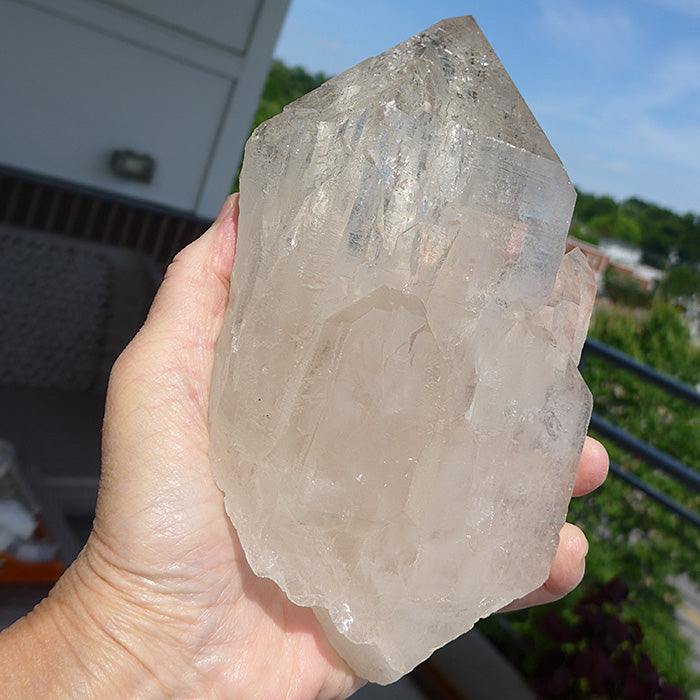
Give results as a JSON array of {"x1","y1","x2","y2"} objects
[
  {"x1": 597, "y1": 238, "x2": 664, "y2": 292},
  {"x1": 0, "y1": 0, "x2": 291, "y2": 220},
  {"x1": 598, "y1": 238, "x2": 643, "y2": 267}
]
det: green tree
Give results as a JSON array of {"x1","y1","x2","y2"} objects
[
  {"x1": 585, "y1": 212, "x2": 642, "y2": 246},
  {"x1": 663, "y1": 265, "x2": 700, "y2": 300},
  {"x1": 572, "y1": 190, "x2": 700, "y2": 268},
  {"x1": 574, "y1": 193, "x2": 618, "y2": 221},
  {"x1": 251, "y1": 59, "x2": 330, "y2": 131}
]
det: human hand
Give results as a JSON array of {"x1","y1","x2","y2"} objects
[
  {"x1": 44, "y1": 194, "x2": 363, "y2": 699},
  {"x1": 0, "y1": 194, "x2": 607, "y2": 698}
]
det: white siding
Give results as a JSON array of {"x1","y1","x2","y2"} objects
[
  {"x1": 102, "y1": 0, "x2": 260, "y2": 53},
  {"x1": 0, "y1": 0, "x2": 290, "y2": 218}
]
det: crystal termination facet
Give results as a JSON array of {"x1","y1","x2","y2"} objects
[{"x1": 209, "y1": 15, "x2": 595, "y2": 684}]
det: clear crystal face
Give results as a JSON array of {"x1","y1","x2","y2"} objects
[{"x1": 209, "y1": 16, "x2": 595, "y2": 684}]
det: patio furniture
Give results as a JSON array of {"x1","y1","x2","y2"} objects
[{"x1": 0, "y1": 225, "x2": 161, "y2": 525}]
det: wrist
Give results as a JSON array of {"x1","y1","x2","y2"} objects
[{"x1": 0, "y1": 546, "x2": 169, "y2": 699}]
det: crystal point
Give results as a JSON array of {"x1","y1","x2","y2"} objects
[{"x1": 209, "y1": 16, "x2": 594, "y2": 684}]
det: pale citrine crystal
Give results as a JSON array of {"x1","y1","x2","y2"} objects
[{"x1": 209, "y1": 16, "x2": 595, "y2": 684}]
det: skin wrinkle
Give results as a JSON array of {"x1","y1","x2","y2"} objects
[
  {"x1": 120, "y1": 360, "x2": 203, "y2": 411},
  {"x1": 71, "y1": 554, "x2": 219, "y2": 697},
  {"x1": 94, "y1": 522, "x2": 216, "y2": 588},
  {"x1": 118, "y1": 366, "x2": 211, "y2": 438},
  {"x1": 34, "y1": 605, "x2": 95, "y2": 696},
  {"x1": 56, "y1": 568, "x2": 166, "y2": 696},
  {"x1": 90, "y1": 523, "x2": 194, "y2": 586},
  {"x1": 92, "y1": 504, "x2": 249, "y2": 624}
]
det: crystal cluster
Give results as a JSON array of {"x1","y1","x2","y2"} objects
[{"x1": 209, "y1": 16, "x2": 595, "y2": 684}]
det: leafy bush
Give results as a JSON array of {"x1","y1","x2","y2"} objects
[
  {"x1": 575, "y1": 303, "x2": 699, "y2": 692},
  {"x1": 604, "y1": 269, "x2": 653, "y2": 308},
  {"x1": 663, "y1": 264, "x2": 700, "y2": 301},
  {"x1": 484, "y1": 579, "x2": 685, "y2": 699}
]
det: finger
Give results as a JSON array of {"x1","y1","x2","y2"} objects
[
  {"x1": 572, "y1": 436, "x2": 609, "y2": 497},
  {"x1": 108, "y1": 194, "x2": 238, "y2": 419},
  {"x1": 100, "y1": 195, "x2": 238, "y2": 499},
  {"x1": 500, "y1": 523, "x2": 587, "y2": 612},
  {"x1": 142, "y1": 192, "x2": 239, "y2": 363}
]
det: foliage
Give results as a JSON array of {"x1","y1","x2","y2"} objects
[
  {"x1": 604, "y1": 269, "x2": 653, "y2": 308},
  {"x1": 571, "y1": 189, "x2": 700, "y2": 271},
  {"x1": 484, "y1": 579, "x2": 684, "y2": 699},
  {"x1": 662, "y1": 265, "x2": 700, "y2": 301},
  {"x1": 585, "y1": 212, "x2": 643, "y2": 247},
  {"x1": 578, "y1": 302, "x2": 700, "y2": 690},
  {"x1": 250, "y1": 59, "x2": 330, "y2": 132},
  {"x1": 620, "y1": 199, "x2": 700, "y2": 268},
  {"x1": 573, "y1": 192, "x2": 619, "y2": 221}
]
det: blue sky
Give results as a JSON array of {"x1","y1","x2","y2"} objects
[{"x1": 273, "y1": 0, "x2": 700, "y2": 216}]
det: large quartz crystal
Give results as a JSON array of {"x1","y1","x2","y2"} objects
[{"x1": 209, "y1": 16, "x2": 595, "y2": 684}]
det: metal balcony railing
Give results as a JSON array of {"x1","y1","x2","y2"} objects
[{"x1": 580, "y1": 337, "x2": 700, "y2": 530}]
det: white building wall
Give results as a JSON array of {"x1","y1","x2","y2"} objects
[
  {"x1": 599, "y1": 238, "x2": 643, "y2": 267},
  {"x1": 0, "y1": 0, "x2": 290, "y2": 218}
]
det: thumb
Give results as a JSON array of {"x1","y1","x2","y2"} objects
[
  {"x1": 98, "y1": 194, "x2": 238, "y2": 512},
  {"x1": 140, "y1": 192, "x2": 238, "y2": 383}
]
